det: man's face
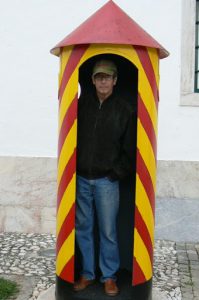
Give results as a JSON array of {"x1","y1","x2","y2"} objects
[{"x1": 92, "y1": 73, "x2": 117, "y2": 99}]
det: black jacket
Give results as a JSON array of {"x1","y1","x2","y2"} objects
[{"x1": 77, "y1": 91, "x2": 136, "y2": 180}]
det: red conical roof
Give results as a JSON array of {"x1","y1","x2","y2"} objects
[{"x1": 51, "y1": 0, "x2": 169, "y2": 59}]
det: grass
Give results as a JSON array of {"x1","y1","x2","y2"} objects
[{"x1": 0, "y1": 277, "x2": 19, "y2": 300}]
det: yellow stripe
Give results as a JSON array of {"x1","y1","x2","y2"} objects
[
  {"x1": 56, "y1": 229, "x2": 75, "y2": 276},
  {"x1": 136, "y1": 175, "x2": 154, "y2": 247},
  {"x1": 57, "y1": 120, "x2": 77, "y2": 186},
  {"x1": 58, "y1": 46, "x2": 73, "y2": 92},
  {"x1": 134, "y1": 229, "x2": 152, "y2": 280},
  {"x1": 59, "y1": 70, "x2": 78, "y2": 132},
  {"x1": 137, "y1": 119, "x2": 156, "y2": 191},
  {"x1": 57, "y1": 174, "x2": 76, "y2": 236},
  {"x1": 147, "y1": 48, "x2": 159, "y2": 89},
  {"x1": 78, "y1": 43, "x2": 138, "y2": 65}
]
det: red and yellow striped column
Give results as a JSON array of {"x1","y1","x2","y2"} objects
[
  {"x1": 132, "y1": 46, "x2": 159, "y2": 285},
  {"x1": 56, "y1": 44, "x2": 159, "y2": 286}
]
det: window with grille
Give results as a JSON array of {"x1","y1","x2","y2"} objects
[
  {"x1": 195, "y1": 0, "x2": 199, "y2": 92},
  {"x1": 181, "y1": 0, "x2": 199, "y2": 105}
]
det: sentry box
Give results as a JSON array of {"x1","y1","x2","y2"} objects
[{"x1": 50, "y1": 1, "x2": 169, "y2": 299}]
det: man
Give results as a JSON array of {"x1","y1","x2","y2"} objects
[{"x1": 74, "y1": 59, "x2": 135, "y2": 296}]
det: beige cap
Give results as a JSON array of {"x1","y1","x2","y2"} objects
[{"x1": 93, "y1": 60, "x2": 117, "y2": 76}]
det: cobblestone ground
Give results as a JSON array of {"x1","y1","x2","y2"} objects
[
  {"x1": 154, "y1": 240, "x2": 181, "y2": 299},
  {"x1": 0, "y1": 233, "x2": 198, "y2": 299},
  {"x1": 0, "y1": 233, "x2": 56, "y2": 299}
]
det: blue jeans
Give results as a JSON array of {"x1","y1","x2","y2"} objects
[{"x1": 75, "y1": 175, "x2": 120, "y2": 282}]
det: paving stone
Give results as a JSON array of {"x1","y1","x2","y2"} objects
[
  {"x1": 186, "y1": 244, "x2": 196, "y2": 251},
  {"x1": 188, "y1": 253, "x2": 199, "y2": 261},
  {"x1": 176, "y1": 243, "x2": 186, "y2": 250}
]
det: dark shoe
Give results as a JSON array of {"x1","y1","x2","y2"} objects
[
  {"x1": 104, "y1": 279, "x2": 119, "y2": 296},
  {"x1": 73, "y1": 276, "x2": 95, "y2": 292}
]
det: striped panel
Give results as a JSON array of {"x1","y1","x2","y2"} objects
[
  {"x1": 58, "y1": 119, "x2": 77, "y2": 186},
  {"x1": 136, "y1": 150, "x2": 155, "y2": 214},
  {"x1": 131, "y1": 46, "x2": 158, "y2": 137},
  {"x1": 56, "y1": 45, "x2": 89, "y2": 283},
  {"x1": 147, "y1": 48, "x2": 159, "y2": 92},
  {"x1": 57, "y1": 149, "x2": 76, "y2": 209},
  {"x1": 133, "y1": 47, "x2": 159, "y2": 285},
  {"x1": 134, "y1": 229, "x2": 153, "y2": 281},
  {"x1": 57, "y1": 203, "x2": 75, "y2": 254},
  {"x1": 133, "y1": 257, "x2": 146, "y2": 285},
  {"x1": 58, "y1": 45, "x2": 89, "y2": 132},
  {"x1": 58, "y1": 46, "x2": 73, "y2": 88},
  {"x1": 56, "y1": 174, "x2": 76, "y2": 235},
  {"x1": 138, "y1": 94, "x2": 157, "y2": 159},
  {"x1": 58, "y1": 45, "x2": 89, "y2": 100},
  {"x1": 59, "y1": 256, "x2": 75, "y2": 283},
  {"x1": 59, "y1": 73, "x2": 78, "y2": 132},
  {"x1": 55, "y1": 44, "x2": 159, "y2": 286},
  {"x1": 135, "y1": 46, "x2": 159, "y2": 109},
  {"x1": 136, "y1": 175, "x2": 155, "y2": 246},
  {"x1": 58, "y1": 96, "x2": 77, "y2": 157},
  {"x1": 135, "y1": 206, "x2": 153, "y2": 264},
  {"x1": 56, "y1": 230, "x2": 75, "y2": 282},
  {"x1": 137, "y1": 119, "x2": 156, "y2": 190}
]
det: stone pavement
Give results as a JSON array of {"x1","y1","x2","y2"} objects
[{"x1": 0, "y1": 232, "x2": 199, "y2": 299}]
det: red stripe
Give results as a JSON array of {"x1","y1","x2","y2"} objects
[
  {"x1": 57, "y1": 203, "x2": 75, "y2": 255},
  {"x1": 58, "y1": 95, "x2": 78, "y2": 157},
  {"x1": 138, "y1": 94, "x2": 157, "y2": 160},
  {"x1": 57, "y1": 149, "x2": 76, "y2": 209},
  {"x1": 133, "y1": 257, "x2": 146, "y2": 285},
  {"x1": 59, "y1": 255, "x2": 74, "y2": 283},
  {"x1": 135, "y1": 206, "x2": 153, "y2": 264},
  {"x1": 135, "y1": 46, "x2": 159, "y2": 109},
  {"x1": 136, "y1": 150, "x2": 155, "y2": 215},
  {"x1": 58, "y1": 44, "x2": 89, "y2": 101}
]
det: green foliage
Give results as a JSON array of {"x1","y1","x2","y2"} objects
[{"x1": 0, "y1": 277, "x2": 19, "y2": 300}]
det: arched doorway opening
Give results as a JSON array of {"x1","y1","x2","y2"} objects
[{"x1": 76, "y1": 53, "x2": 138, "y2": 283}]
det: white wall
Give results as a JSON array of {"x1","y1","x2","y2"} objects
[{"x1": 0, "y1": 0, "x2": 198, "y2": 161}]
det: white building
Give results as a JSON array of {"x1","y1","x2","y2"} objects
[{"x1": 0, "y1": 0, "x2": 198, "y2": 234}]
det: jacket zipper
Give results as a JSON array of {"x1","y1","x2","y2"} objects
[
  {"x1": 94, "y1": 102, "x2": 102, "y2": 129},
  {"x1": 89, "y1": 102, "x2": 102, "y2": 175}
]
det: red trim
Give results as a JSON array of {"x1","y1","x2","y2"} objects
[
  {"x1": 138, "y1": 94, "x2": 157, "y2": 160},
  {"x1": 135, "y1": 46, "x2": 159, "y2": 108},
  {"x1": 57, "y1": 149, "x2": 76, "y2": 210},
  {"x1": 57, "y1": 203, "x2": 75, "y2": 255},
  {"x1": 133, "y1": 257, "x2": 146, "y2": 285},
  {"x1": 58, "y1": 45, "x2": 89, "y2": 101},
  {"x1": 59, "y1": 255, "x2": 75, "y2": 283},
  {"x1": 58, "y1": 95, "x2": 78, "y2": 157},
  {"x1": 135, "y1": 206, "x2": 153, "y2": 264},
  {"x1": 136, "y1": 150, "x2": 155, "y2": 215}
]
